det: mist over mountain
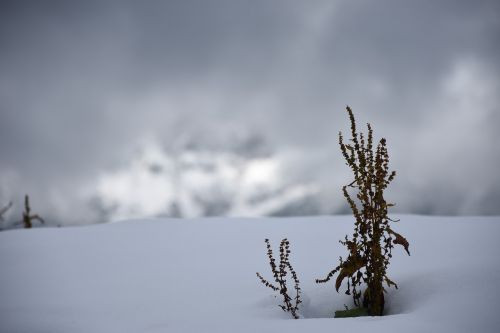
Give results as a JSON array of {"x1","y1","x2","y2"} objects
[{"x1": 89, "y1": 134, "x2": 321, "y2": 223}]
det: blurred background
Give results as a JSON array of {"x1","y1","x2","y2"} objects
[{"x1": 1, "y1": 0, "x2": 499, "y2": 227}]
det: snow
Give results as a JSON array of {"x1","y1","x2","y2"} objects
[
  {"x1": 1, "y1": 215, "x2": 499, "y2": 332},
  {"x1": 92, "y1": 141, "x2": 319, "y2": 222}
]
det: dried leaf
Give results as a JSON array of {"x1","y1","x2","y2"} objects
[
  {"x1": 384, "y1": 276, "x2": 398, "y2": 289},
  {"x1": 388, "y1": 228, "x2": 410, "y2": 255},
  {"x1": 335, "y1": 256, "x2": 364, "y2": 292}
]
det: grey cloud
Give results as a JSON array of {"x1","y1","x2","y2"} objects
[{"x1": 0, "y1": 0, "x2": 499, "y2": 224}]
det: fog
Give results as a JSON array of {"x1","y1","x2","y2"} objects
[{"x1": 1, "y1": 0, "x2": 499, "y2": 225}]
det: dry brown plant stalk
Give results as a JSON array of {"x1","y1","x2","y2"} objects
[
  {"x1": 21, "y1": 195, "x2": 44, "y2": 229},
  {"x1": 256, "y1": 238, "x2": 301, "y2": 319},
  {"x1": 0, "y1": 201, "x2": 12, "y2": 221},
  {"x1": 0, "y1": 201, "x2": 13, "y2": 230},
  {"x1": 316, "y1": 106, "x2": 410, "y2": 316}
]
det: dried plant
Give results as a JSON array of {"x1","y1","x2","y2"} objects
[
  {"x1": 21, "y1": 195, "x2": 44, "y2": 229},
  {"x1": 316, "y1": 106, "x2": 410, "y2": 316},
  {"x1": 0, "y1": 201, "x2": 13, "y2": 230},
  {"x1": 256, "y1": 238, "x2": 301, "y2": 319},
  {"x1": 0, "y1": 201, "x2": 12, "y2": 221}
]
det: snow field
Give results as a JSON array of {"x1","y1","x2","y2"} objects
[{"x1": 1, "y1": 215, "x2": 499, "y2": 332}]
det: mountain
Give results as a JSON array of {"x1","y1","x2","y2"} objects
[{"x1": 90, "y1": 136, "x2": 320, "y2": 222}]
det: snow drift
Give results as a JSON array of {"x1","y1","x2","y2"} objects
[{"x1": 1, "y1": 215, "x2": 499, "y2": 332}]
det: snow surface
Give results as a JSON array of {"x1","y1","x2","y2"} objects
[{"x1": 1, "y1": 215, "x2": 499, "y2": 332}]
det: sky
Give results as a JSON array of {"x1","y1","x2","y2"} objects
[{"x1": 1, "y1": 0, "x2": 499, "y2": 225}]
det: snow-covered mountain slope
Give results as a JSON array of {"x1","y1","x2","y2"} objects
[
  {"x1": 91, "y1": 140, "x2": 320, "y2": 222},
  {"x1": 1, "y1": 215, "x2": 499, "y2": 332}
]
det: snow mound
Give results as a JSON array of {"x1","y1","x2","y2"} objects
[{"x1": 1, "y1": 215, "x2": 499, "y2": 332}]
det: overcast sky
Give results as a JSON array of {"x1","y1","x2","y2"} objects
[{"x1": 1, "y1": 0, "x2": 499, "y2": 224}]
